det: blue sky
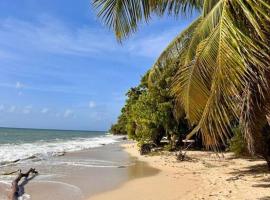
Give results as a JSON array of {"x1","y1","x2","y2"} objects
[{"x1": 0, "y1": 1, "x2": 197, "y2": 131}]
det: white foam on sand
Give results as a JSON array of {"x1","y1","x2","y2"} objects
[
  {"x1": 53, "y1": 159, "x2": 133, "y2": 168},
  {"x1": 0, "y1": 135, "x2": 122, "y2": 165},
  {"x1": 18, "y1": 194, "x2": 31, "y2": 200},
  {"x1": 0, "y1": 180, "x2": 11, "y2": 185},
  {"x1": 35, "y1": 180, "x2": 83, "y2": 192}
]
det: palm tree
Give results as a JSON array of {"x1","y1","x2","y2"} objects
[{"x1": 93, "y1": 0, "x2": 270, "y2": 167}]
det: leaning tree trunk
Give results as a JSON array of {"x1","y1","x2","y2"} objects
[
  {"x1": 249, "y1": 118, "x2": 270, "y2": 169},
  {"x1": 236, "y1": 6, "x2": 270, "y2": 169},
  {"x1": 261, "y1": 123, "x2": 270, "y2": 168},
  {"x1": 240, "y1": 83, "x2": 270, "y2": 169}
]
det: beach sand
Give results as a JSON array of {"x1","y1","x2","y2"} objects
[
  {"x1": 1, "y1": 142, "x2": 270, "y2": 200},
  {"x1": 0, "y1": 143, "x2": 158, "y2": 200},
  {"x1": 90, "y1": 142, "x2": 270, "y2": 200}
]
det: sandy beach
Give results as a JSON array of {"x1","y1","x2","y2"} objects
[
  {"x1": 90, "y1": 142, "x2": 270, "y2": 200},
  {"x1": 0, "y1": 142, "x2": 158, "y2": 200},
  {"x1": 1, "y1": 141, "x2": 270, "y2": 200}
]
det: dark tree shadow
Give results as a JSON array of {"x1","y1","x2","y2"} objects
[
  {"x1": 228, "y1": 163, "x2": 269, "y2": 176},
  {"x1": 252, "y1": 184, "x2": 270, "y2": 188},
  {"x1": 225, "y1": 162, "x2": 270, "y2": 192},
  {"x1": 258, "y1": 197, "x2": 270, "y2": 200}
]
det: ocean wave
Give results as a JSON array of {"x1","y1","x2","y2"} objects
[{"x1": 0, "y1": 135, "x2": 122, "y2": 166}]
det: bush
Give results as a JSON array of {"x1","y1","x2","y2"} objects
[
  {"x1": 139, "y1": 143, "x2": 152, "y2": 155},
  {"x1": 229, "y1": 127, "x2": 248, "y2": 156}
]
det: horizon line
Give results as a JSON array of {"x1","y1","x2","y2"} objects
[{"x1": 0, "y1": 126, "x2": 108, "y2": 132}]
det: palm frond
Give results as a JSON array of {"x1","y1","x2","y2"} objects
[
  {"x1": 148, "y1": 17, "x2": 202, "y2": 86},
  {"x1": 183, "y1": 0, "x2": 223, "y2": 65},
  {"x1": 202, "y1": 0, "x2": 221, "y2": 17},
  {"x1": 172, "y1": 26, "x2": 219, "y2": 126},
  {"x1": 92, "y1": 0, "x2": 203, "y2": 41},
  {"x1": 154, "y1": 0, "x2": 203, "y2": 16},
  {"x1": 93, "y1": 0, "x2": 270, "y2": 155},
  {"x1": 185, "y1": 0, "x2": 270, "y2": 148}
]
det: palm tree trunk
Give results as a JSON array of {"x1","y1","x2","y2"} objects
[
  {"x1": 241, "y1": 84, "x2": 270, "y2": 169},
  {"x1": 261, "y1": 123, "x2": 270, "y2": 169},
  {"x1": 246, "y1": 113, "x2": 270, "y2": 169}
]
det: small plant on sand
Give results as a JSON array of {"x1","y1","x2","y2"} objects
[{"x1": 229, "y1": 127, "x2": 248, "y2": 156}]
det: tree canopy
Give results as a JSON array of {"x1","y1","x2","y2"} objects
[
  {"x1": 97, "y1": 0, "x2": 270, "y2": 166},
  {"x1": 110, "y1": 62, "x2": 190, "y2": 146}
]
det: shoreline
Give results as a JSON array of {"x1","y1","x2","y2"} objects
[
  {"x1": 1, "y1": 140, "x2": 270, "y2": 200},
  {"x1": 0, "y1": 142, "x2": 158, "y2": 200},
  {"x1": 90, "y1": 142, "x2": 270, "y2": 200}
]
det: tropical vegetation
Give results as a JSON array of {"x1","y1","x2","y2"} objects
[
  {"x1": 93, "y1": 0, "x2": 270, "y2": 167},
  {"x1": 110, "y1": 63, "x2": 191, "y2": 148}
]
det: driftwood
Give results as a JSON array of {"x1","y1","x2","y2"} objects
[
  {"x1": 177, "y1": 151, "x2": 187, "y2": 161},
  {"x1": 1, "y1": 170, "x2": 19, "y2": 176},
  {"x1": 9, "y1": 168, "x2": 38, "y2": 200},
  {"x1": 176, "y1": 140, "x2": 194, "y2": 161}
]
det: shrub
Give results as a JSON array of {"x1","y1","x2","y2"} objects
[{"x1": 229, "y1": 127, "x2": 248, "y2": 156}]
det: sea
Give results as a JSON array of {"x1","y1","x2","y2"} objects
[
  {"x1": 0, "y1": 127, "x2": 157, "y2": 200},
  {"x1": 0, "y1": 127, "x2": 120, "y2": 166}
]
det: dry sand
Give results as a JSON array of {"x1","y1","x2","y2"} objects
[{"x1": 90, "y1": 142, "x2": 270, "y2": 200}]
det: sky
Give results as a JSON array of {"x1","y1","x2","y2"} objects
[{"x1": 0, "y1": 0, "x2": 198, "y2": 131}]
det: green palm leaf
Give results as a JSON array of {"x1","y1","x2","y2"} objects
[
  {"x1": 92, "y1": 0, "x2": 203, "y2": 41},
  {"x1": 93, "y1": 0, "x2": 270, "y2": 161}
]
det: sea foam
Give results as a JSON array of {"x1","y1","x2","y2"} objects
[{"x1": 0, "y1": 135, "x2": 121, "y2": 166}]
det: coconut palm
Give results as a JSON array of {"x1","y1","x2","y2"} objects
[
  {"x1": 92, "y1": 0, "x2": 203, "y2": 41},
  {"x1": 93, "y1": 0, "x2": 270, "y2": 167}
]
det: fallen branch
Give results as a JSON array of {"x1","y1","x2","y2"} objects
[
  {"x1": 1, "y1": 170, "x2": 19, "y2": 176},
  {"x1": 9, "y1": 168, "x2": 38, "y2": 200}
]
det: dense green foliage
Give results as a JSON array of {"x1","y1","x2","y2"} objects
[
  {"x1": 110, "y1": 63, "x2": 189, "y2": 145},
  {"x1": 99, "y1": 0, "x2": 270, "y2": 167},
  {"x1": 109, "y1": 107, "x2": 128, "y2": 135}
]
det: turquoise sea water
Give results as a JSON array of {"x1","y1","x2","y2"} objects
[
  {"x1": 0, "y1": 127, "x2": 119, "y2": 165},
  {"x1": 0, "y1": 127, "x2": 105, "y2": 144},
  {"x1": 0, "y1": 128, "x2": 132, "y2": 200}
]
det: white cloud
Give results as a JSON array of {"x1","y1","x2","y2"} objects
[
  {"x1": 0, "y1": 17, "x2": 117, "y2": 57},
  {"x1": 9, "y1": 105, "x2": 16, "y2": 113},
  {"x1": 0, "y1": 81, "x2": 94, "y2": 96},
  {"x1": 0, "y1": 16, "x2": 179, "y2": 59},
  {"x1": 15, "y1": 81, "x2": 24, "y2": 89},
  {"x1": 41, "y1": 108, "x2": 49, "y2": 114},
  {"x1": 126, "y1": 28, "x2": 179, "y2": 58},
  {"x1": 23, "y1": 110, "x2": 30, "y2": 114},
  {"x1": 0, "y1": 104, "x2": 4, "y2": 112},
  {"x1": 88, "y1": 101, "x2": 96, "y2": 108},
  {"x1": 63, "y1": 109, "x2": 73, "y2": 118},
  {"x1": 23, "y1": 105, "x2": 32, "y2": 114}
]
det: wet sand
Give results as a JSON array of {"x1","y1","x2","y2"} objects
[
  {"x1": 0, "y1": 142, "x2": 159, "y2": 200},
  {"x1": 90, "y1": 143, "x2": 270, "y2": 200},
  {"x1": 2, "y1": 141, "x2": 270, "y2": 200}
]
